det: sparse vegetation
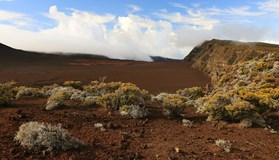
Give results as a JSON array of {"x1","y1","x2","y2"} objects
[
  {"x1": 96, "y1": 82, "x2": 150, "y2": 110},
  {"x1": 196, "y1": 53, "x2": 279, "y2": 123},
  {"x1": 177, "y1": 87, "x2": 206, "y2": 100},
  {"x1": 162, "y1": 94, "x2": 189, "y2": 116},
  {"x1": 215, "y1": 139, "x2": 232, "y2": 153},
  {"x1": 14, "y1": 122, "x2": 85, "y2": 152},
  {"x1": 0, "y1": 81, "x2": 15, "y2": 106},
  {"x1": 120, "y1": 105, "x2": 149, "y2": 119},
  {"x1": 63, "y1": 81, "x2": 83, "y2": 89}
]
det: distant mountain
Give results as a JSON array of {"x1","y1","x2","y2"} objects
[
  {"x1": 150, "y1": 56, "x2": 180, "y2": 62},
  {"x1": 0, "y1": 43, "x2": 110, "y2": 65},
  {"x1": 0, "y1": 43, "x2": 179, "y2": 63}
]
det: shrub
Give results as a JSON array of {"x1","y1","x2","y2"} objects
[
  {"x1": 82, "y1": 96, "x2": 98, "y2": 107},
  {"x1": 215, "y1": 139, "x2": 232, "y2": 153},
  {"x1": 176, "y1": 87, "x2": 205, "y2": 100},
  {"x1": 46, "y1": 90, "x2": 68, "y2": 110},
  {"x1": 0, "y1": 81, "x2": 17, "y2": 90},
  {"x1": 96, "y1": 83, "x2": 150, "y2": 110},
  {"x1": 197, "y1": 87, "x2": 279, "y2": 122},
  {"x1": 15, "y1": 87, "x2": 45, "y2": 100},
  {"x1": 162, "y1": 94, "x2": 188, "y2": 116},
  {"x1": 197, "y1": 93, "x2": 231, "y2": 121},
  {"x1": 0, "y1": 87, "x2": 13, "y2": 106},
  {"x1": 14, "y1": 122, "x2": 85, "y2": 152},
  {"x1": 63, "y1": 81, "x2": 83, "y2": 89},
  {"x1": 152, "y1": 92, "x2": 170, "y2": 102},
  {"x1": 120, "y1": 105, "x2": 149, "y2": 119},
  {"x1": 84, "y1": 82, "x2": 122, "y2": 96},
  {"x1": 96, "y1": 93, "x2": 119, "y2": 110}
]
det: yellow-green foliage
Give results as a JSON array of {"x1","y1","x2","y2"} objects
[
  {"x1": 0, "y1": 82, "x2": 16, "y2": 106},
  {"x1": 0, "y1": 87, "x2": 13, "y2": 106},
  {"x1": 197, "y1": 53, "x2": 279, "y2": 122},
  {"x1": 237, "y1": 88, "x2": 279, "y2": 109},
  {"x1": 197, "y1": 93, "x2": 231, "y2": 121},
  {"x1": 48, "y1": 90, "x2": 68, "y2": 102},
  {"x1": 176, "y1": 87, "x2": 205, "y2": 100},
  {"x1": 225, "y1": 101, "x2": 257, "y2": 120},
  {"x1": 96, "y1": 83, "x2": 150, "y2": 110},
  {"x1": 198, "y1": 87, "x2": 279, "y2": 121},
  {"x1": 255, "y1": 60, "x2": 268, "y2": 71},
  {"x1": 162, "y1": 94, "x2": 188, "y2": 116},
  {"x1": 63, "y1": 81, "x2": 82, "y2": 89},
  {"x1": 96, "y1": 93, "x2": 119, "y2": 109},
  {"x1": 84, "y1": 82, "x2": 122, "y2": 96},
  {"x1": 0, "y1": 81, "x2": 17, "y2": 90}
]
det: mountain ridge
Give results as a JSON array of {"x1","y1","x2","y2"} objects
[
  {"x1": 0, "y1": 43, "x2": 178, "y2": 62},
  {"x1": 184, "y1": 39, "x2": 279, "y2": 77}
]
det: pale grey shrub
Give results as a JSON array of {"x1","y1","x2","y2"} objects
[
  {"x1": 120, "y1": 105, "x2": 148, "y2": 119},
  {"x1": 215, "y1": 139, "x2": 232, "y2": 153},
  {"x1": 152, "y1": 92, "x2": 170, "y2": 102},
  {"x1": 16, "y1": 87, "x2": 45, "y2": 100},
  {"x1": 14, "y1": 122, "x2": 85, "y2": 152}
]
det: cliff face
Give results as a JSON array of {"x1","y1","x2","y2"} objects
[{"x1": 184, "y1": 39, "x2": 279, "y2": 76}]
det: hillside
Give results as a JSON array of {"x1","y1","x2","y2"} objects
[
  {"x1": 0, "y1": 43, "x2": 110, "y2": 65},
  {"x1": 184, "y1": 39, "x2": 278, "y2": 124},
  {"x1": 184, "y1": 39, "x2": 279, "y2": 77}
]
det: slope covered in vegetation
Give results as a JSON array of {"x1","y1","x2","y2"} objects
[{"x1": 185, "y1": 39, "x2": 279, "y2": 124}]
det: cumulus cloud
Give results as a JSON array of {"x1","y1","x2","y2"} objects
[
  {"x1": 0, "y1": 5, "x2": 278, "y2": 61},
  {"x1": 0, "y1": 6, "x2": 187, "y2": 61}
]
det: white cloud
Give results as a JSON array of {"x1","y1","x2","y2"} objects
[
  {"x1": 259, "y1": 0, "x2": 279, "y2": 14},
  {"x1": 154, "y1": 11, "x2": 219, "y2": 30},
  {"x1": 0, "y1": 0, "x2": 14, "y2": 1},
  {"x1": 0, "y1": 10, "x2": 24, "y2": 20},
  {"x1": 0, "y1": 9, "x2": 35, "y2": 28},
  {"x1": 171, "y1": 3, "x2": 264, "y2": 17},
  {"x1": 0, "y1": 5, "x2": 278, "y2": 61},
  {"x1": 207, "y1": 6, "x2": 265, "y2": 16},
  {"x1": 0, "y1": 6, "x2": 187, "y2": 61},
  {"x1": 127, "y1": 4, "x2": 142, "y2": 12}
]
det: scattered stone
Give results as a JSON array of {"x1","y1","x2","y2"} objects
[
  {"x1": 94, "y1": 123, "x2": 106, "y2": 131},
  {"x1": 269, "y1": 129, "x2": 278, "y2": 134},
  {"x1": 94, "y1": 123, "x2": 104, "y2": 128},
  {"x1": 175, "y1": 147, "x2": 181, "y2": 153}
]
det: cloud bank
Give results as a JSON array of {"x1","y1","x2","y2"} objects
[{"x1": 0, "y1": 2, "x2": 278, "y2": 61}]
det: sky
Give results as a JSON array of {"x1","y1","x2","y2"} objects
[{"x1": 0, "y1": 0, "x2": 279, "y2": 61}]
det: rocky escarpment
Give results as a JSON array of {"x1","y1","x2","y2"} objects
[{"x1": 184, "y1": 39, "x2": 279, "y2": 78}]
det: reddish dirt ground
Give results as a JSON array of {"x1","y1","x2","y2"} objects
[
  {"x1": 0, "y1": 98, "x2": 279, "y2": 160},
  {"x1": 0, "y1": 58, "x2": 278, "y2": 159},
  {"x1": 0, "y1": 59, "x2": 210, "y2": 94}
]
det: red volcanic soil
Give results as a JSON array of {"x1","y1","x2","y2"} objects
[
  {"x1": 0, "y1": 59, "x2": 210, "y2": 94},
  {"x1": 1, "y1": 99, "x2": 279, "y2": 159}
]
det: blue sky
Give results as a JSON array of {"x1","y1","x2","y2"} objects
[{"x1": 0, "y1": 0, "x2": 279, "y2": 61}]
